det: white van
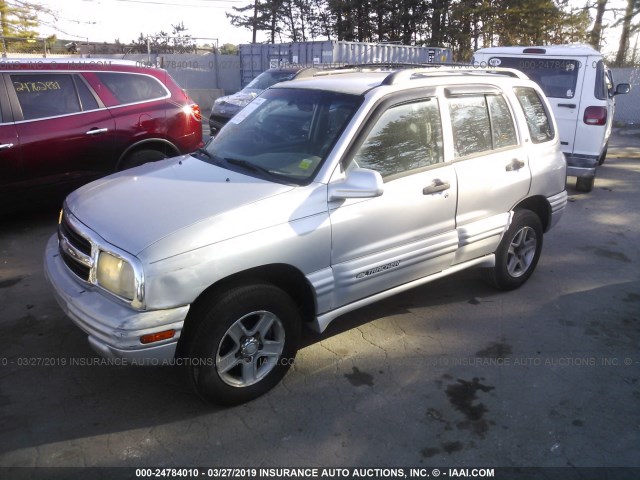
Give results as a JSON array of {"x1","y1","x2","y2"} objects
[{"x1": 472, "y1": 45, "x2": 630, "y2": 192}]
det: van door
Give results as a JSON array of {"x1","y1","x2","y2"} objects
[{"x1": 485, "y1": 56, "x2": 585, "y2": 156}]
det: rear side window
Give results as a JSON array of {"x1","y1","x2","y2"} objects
[
  {"x1": 513, "y1": 87, "x2": 554, "y2": 144},
  {"x1": 352, "y1": 98, "x2": 444, "y2": 179},
  {"x1": 11, "y1": 74, "x2": 81, "y2": 120},
  {"x1": 96, "y1": 72, "x2": 167, "y2": 104},
  {"x1": 448, "y1": 94, "x2": 517, "y2": 157}
]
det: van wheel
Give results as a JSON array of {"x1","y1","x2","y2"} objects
[
  {"x1": 184, "y1": 283, "x2": 300, "y2": 406},
  {"x1": 119, "y1": 149, "x2": 167, "y2": 170},
  {"x1": 576, "y1": 176, "x2": 595, "y2": 192},
  {"x1": 598, "y1": 145, "x2": 608, "y2": 166},
  {"x1": 485, "y1": 209, "x2": 543, "y2": 291}
]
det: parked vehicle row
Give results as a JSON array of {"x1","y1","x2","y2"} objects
[
  {"x1": 0, "y1": 59, "x2": 203, "y2": 213},
  {"x1": 45, "y1": 66, "x2": 568, "y2": 405}
]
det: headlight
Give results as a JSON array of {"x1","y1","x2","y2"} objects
[{"x1": 96, "y1": 251, "x2": 136, "y2": 300}]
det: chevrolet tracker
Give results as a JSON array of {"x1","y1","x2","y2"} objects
[{"x1": 45, "y1": 66, "x2": 568, "y2": 405}]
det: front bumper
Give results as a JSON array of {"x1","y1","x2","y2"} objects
[{"x1": 44, "y1": 234, "x2": 189, "y2": 362}]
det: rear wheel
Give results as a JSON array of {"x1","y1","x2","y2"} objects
[
  {"x1": 575, "y1": 175, "x2": 595, "y2": 192},
  {"x1": 183, "y1": 283, "x2": 301, "y2": 406},
  {"x1": 598, "y1": 144, "x2": 608, "y2": 166},
  {"x1": 485, "y1": 209, "x2": 543, "y2": 291}
]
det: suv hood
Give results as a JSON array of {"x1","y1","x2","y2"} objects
[
  {"x1": 219, "y1": 90, "x2": 259, "y2": 107},
  {"x1": 66, "y1": 155, "x2": 294, "y2": 255}
]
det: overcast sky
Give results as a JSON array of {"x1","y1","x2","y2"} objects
[
  {"x1": 37, "y1": 0, "x2": 259, "y2": 47},
  {"x1": 37, "y1": 0, "x2": 632, "y2": 56}
]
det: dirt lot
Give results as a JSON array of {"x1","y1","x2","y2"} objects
[{"x1": 0, "y1": 130, "x2": 639, "y2": 479}]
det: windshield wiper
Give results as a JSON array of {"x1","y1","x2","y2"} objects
[
  {"x1": 224, "y1": 157, "x2": 273, "y2": 178},
  {"x1": 193, "y1": 147, "x2": 215, "y2": 161}
]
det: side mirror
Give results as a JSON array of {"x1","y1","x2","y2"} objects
[
  {"x1": 328, "y1": 168, "x2": 384, "y2": 201},
  {"x1": 615, "y1": 83, "x2": 631, "y2": 95}
]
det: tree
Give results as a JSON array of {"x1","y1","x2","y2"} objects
[
  {"x1": 614, "y1": 0, "x2": 640, "y2": 65},
  {"x1": 0, "y1": 0, "x2": 51, "y2": 38},
  {"x1": 129, "y1": 22, "x2": 196, "y2": 54},
  {"x1": 220, "y1": 43, "x2": 239, "y2": 55},
  {"x1": 588, "y1": 0, "x2": 608, "y2": 48}
]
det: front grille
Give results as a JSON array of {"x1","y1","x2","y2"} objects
[
  {"x1": 61, "y1": 250, "x2": 91, "y2": 280},
  {"x1": 60, "y1": 217, "x2": 91, "y2": 256},
  {"x1": 58, "y1": 213, "x2": 92, "y2": 282}
]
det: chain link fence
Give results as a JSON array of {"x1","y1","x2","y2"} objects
[{"x1": 0, "y1": 36, "x2": 219, "y2": 57}]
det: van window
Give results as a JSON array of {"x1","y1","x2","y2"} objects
[
  {"x1": 489, "y1": 57, "x2": 580, "y2": 99},
  {"x1": 352, "y1": 99, "x2": 444, "y2": 179},
  {"x1": 11, "y1": 74, "x2": 81, "y2": 120},
  {"x1": 96, "y1": 73, "x2": 167, "y2": 104},
  {"x1": 594, "y1": 61, "x2": 614, "y2": 100},
  {"x1": 513, "y1": 87, "x2": 554, "y2": 144}
]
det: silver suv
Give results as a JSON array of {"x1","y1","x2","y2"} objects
[{"x1": 45, "y1": 66, "x2": 568, "y2": 405}]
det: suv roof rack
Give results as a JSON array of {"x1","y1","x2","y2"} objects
[
  {"x1": 311, "y1": 63, "x2": 529, "y2": 83},
  {"x1": 313, "y1": 62, "x2": 455, "y2": 77},
  {"x1": 382, "y1": 66, "x2": 529, "y2": 85}
]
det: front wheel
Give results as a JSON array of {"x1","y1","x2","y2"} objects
[
  {"x1": 183, "y1": 283, "x2": 301, "y2": 406},
  {"x1": 485, "y1": 209, "x2": 543, "y2": 291},
  {"x1": 119, "y1": 148, "x2": 168, "y2": 171}
]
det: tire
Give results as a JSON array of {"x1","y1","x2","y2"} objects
[
  {"x1": 183, "y1": 283, "x2": 301, "y2": 406},
  {"x1": 119, "y1": 148, "x2": 168, "y2": 171},
  {"x1": 575, "y1": 175, "x2": 595, "y2": 192},
  {"x1": 598, "y1": 144, "x2": 608, "y2": 166},
  {"x1": 485, "y1": 209, "x2": 543, "y2": 291}
]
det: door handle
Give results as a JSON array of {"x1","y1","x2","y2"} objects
[
  {"x1": 505, "y1": 159, "x2": 525, "y2": 171},
  {"x1": 557, "y1": 103, "x2": 576, "y2": 109},
  {"x1": 423, "y1": 179, "x2": 450, "y2": 195},
  {"x1": 0, "y1": 143, "x2": 14, "y2": 150},
  {"x1": 85, "y1": 128, "x2": 109, "y2": 136}
]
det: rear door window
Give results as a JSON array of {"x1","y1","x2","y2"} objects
[
  {"x1": 448, "y1": 94, "x2": 517, "y2": 157},
  {"x1": 11, "y1": 74, "x2": 82, "y2": 120},
  {"x1": 490, "y1": 57, "x2": 580, "y2": 98},
  {"x1": 95, "y1": 72, "x2": 168, "y2": 104}
]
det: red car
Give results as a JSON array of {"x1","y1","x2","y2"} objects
[{"x1": 0, "y1": 59, "x2": 202, "y2": 212}]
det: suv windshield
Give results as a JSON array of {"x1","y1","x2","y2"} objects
[
  {"x1": 244, "y1": 70, "x2": 299, "y2": 91},
  {"x1": 489, "y1": 56, "x2": 580, "y2": 98},
  {"x1": 202, "y1": 88, "x2": 361, "y2": 184}
]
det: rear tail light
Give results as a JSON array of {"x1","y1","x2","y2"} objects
[
  {"x1": 583, "y1": 106, "x2": 607, "y2": 126},
  {"x1": 189, "y1": 103, "x2": 202, "y2": 121}
]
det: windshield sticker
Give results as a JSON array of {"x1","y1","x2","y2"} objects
[
  {"x1": 566, "y1": 90, "x2": 573, "y2": 97},
  {"x1": 230, "y1": 97, "x2": 266, "y2": 124},
  {"x1": 298, "y1": 158, "x2": 313, "y2": 170}
]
